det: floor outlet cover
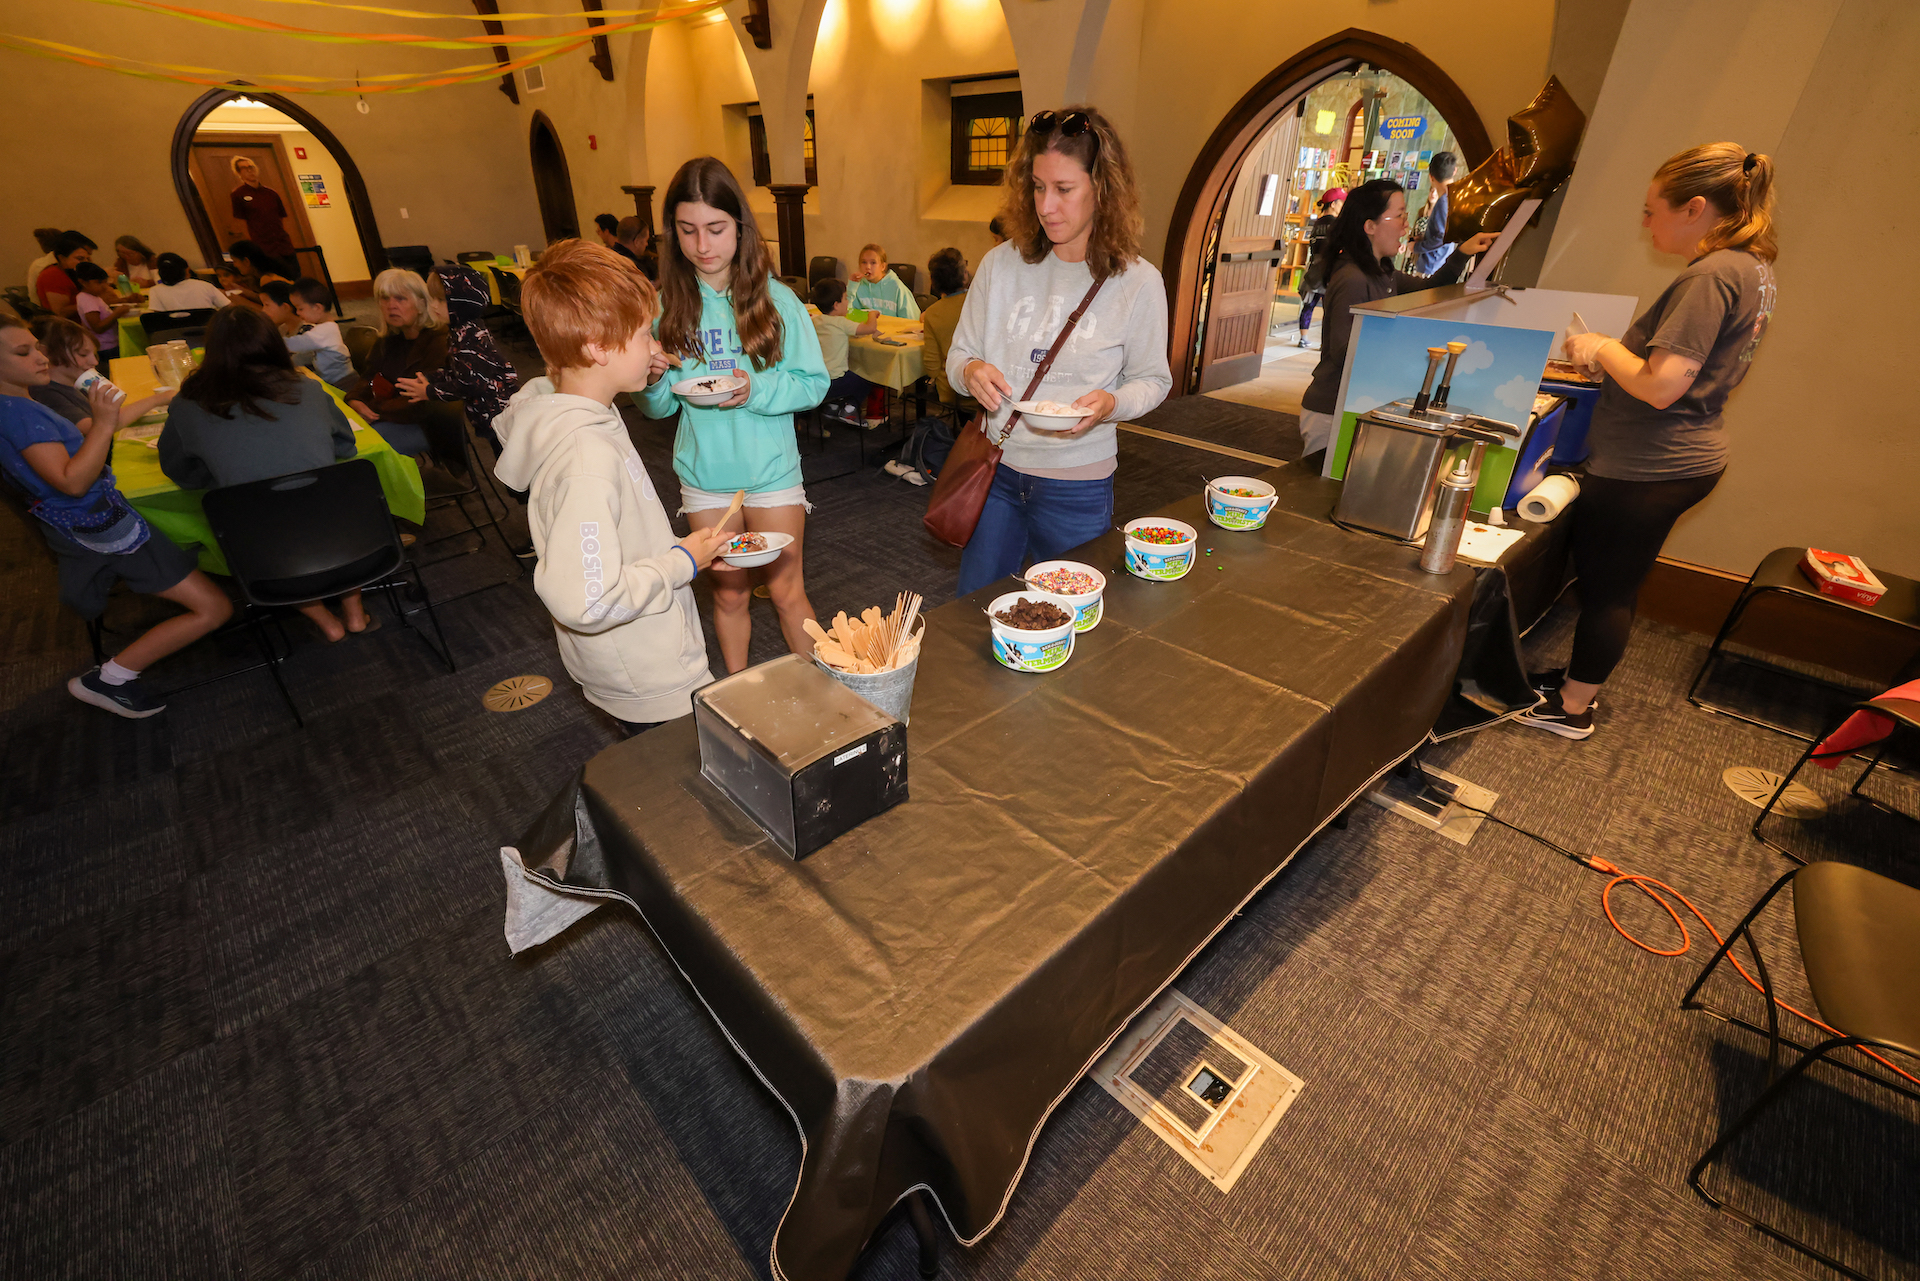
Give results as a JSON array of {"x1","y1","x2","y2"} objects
[
  {"x1": 484, "y1": 675, "x2": 554, "y2": 712},
  {"x1": 1723, "y1": 765, "x2": 1827, "y2": 819}
]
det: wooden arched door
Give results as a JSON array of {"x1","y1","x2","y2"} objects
[{"x1": 529, "y1": 111, "x2": 579, "y2": 243}]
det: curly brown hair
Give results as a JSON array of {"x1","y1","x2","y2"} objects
[
  {"x1": 656, "y1": 157, "x2": 785, "y2": 371},
  {"x1": 995, "y1": 105, "x2": 1143, "y2": 282}
]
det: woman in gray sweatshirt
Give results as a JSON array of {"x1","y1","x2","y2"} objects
[{"x1": 946, "y1": 105, "x2": 1171, "y2": 596}]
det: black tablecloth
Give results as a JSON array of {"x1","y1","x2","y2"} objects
[{"x1": 510, "y1": 467, "x2": 1540, "y2": 1281}]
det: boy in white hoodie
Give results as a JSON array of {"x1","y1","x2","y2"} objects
[{"x1": 492, "y1": 239, "x2": 732, "y2": 734}]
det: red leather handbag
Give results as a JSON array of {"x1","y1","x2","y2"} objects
[{"x1": 922, "y1": 278, "x2": 1105, "y2": 548}]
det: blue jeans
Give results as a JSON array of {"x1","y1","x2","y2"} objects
[
  {"x1": 955, "y1": 466, "x2": 1114, "y2": 597},
  {"x1": 824, "y1": 369, "x2": 873, "y2": 412}
]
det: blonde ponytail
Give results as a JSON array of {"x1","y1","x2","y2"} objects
[{"x1": 1653, "y1": 142, "x2": 1778, "y2": 263}]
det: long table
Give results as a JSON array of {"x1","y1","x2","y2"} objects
[
  {"x1": 847, "y1": 312, "x2": 924, "y2": 391},
  {"x1": 506, "y1": 465, "x2": 1535, "y2": 1280},
  {"x1": 108, "y1": 357, "x2": 426, "y2": 576}
]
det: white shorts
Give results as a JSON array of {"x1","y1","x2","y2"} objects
[{"x1": 678, "y1": 481, "x2": 812, "y2": 515}]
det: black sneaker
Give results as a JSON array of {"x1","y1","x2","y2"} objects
[
  {"x1": 1527, "y1": 668, "x2": 1598, "y2": 710},
  {"x1": 68, "y1": 667, "x2": 166, "y2": 719},
  {"x1": 1515, "y1": 691, "x2": 1593, "y2": 740}
]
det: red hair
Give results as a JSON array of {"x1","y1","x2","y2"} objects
[{"x1": 521, "y1": 239, "x2": 658, "y2": 371}]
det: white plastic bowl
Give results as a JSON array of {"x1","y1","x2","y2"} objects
[
  {"x1": 1123, "y1": 517, "x2": 1198, "y2": 581},
  {"x1": 1204, "y1": 476, "x2": 1278, "y2": 530},
  {"x1": 1012, "y1": 399, "x2": 1085, "y2": 431},
  {"x1": 1023, "y1": 560, "x2": 1106, "y2": 633},
  {"x1": 717, "y1": 530, "x2": 793, "y2": 568},
  {"x1": 673, "y1": 374, "x2": 747, "y2": 406},
  {"x1": 986, "y1": 592, "x2": 1077, "y2": 672}
]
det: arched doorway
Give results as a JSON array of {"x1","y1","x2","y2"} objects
[
  {"x1": 1162, "y1": 29, "x2": 1494, "y2": 398},
  {"x1": 171, "y1": 86, "x2": 386, "y2": 296},
  {"x1": 529, "y1": 112, "x2": 580, "y2": 244}
]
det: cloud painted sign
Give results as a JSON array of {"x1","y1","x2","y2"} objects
[{"x1": 1379, "y1": 115, "x2": 1427, "y2": 143}]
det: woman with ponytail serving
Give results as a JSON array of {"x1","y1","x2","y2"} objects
[
  {"x1": 1520, "y1": 144, "x2": 1778, "y2": 741},
  {"x1": 639, "y1": 158, "x2": 829, "y2": 672}
]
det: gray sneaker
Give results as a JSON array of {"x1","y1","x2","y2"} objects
[{"x1": 68, "y1": 667, "x2": 166, "y2": 719}]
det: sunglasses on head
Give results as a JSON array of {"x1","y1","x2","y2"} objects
[{"x1": 1027, "y1": 110, "x2": 1093, "y2": 140}]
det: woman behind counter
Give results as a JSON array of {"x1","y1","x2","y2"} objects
[
  {"x1": 1298, "y1": 179, "x2": 1496, "y2": 466},
  {"x1": 1519, "y1": 143, "x2": 1778, "y2": 741}
]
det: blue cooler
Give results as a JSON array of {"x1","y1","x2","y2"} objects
[{"x1": 1541, "y1": 378, "x2": 1601, "y2": 464}]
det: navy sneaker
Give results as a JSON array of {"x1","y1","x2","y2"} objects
[
  {"x1": 68, "y1": 667, "x2": 166, "y2": 719},
  {"x1": 1515, "y1": 691, "x2": 1593, "y2": 740}
]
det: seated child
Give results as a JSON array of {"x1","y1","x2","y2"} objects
[
  {"x1": 809, "y1": 278, "x2": 878, "y2": 424},
  {"x1": 848, "y1": 243, "x2": 921, "y2": 320},
  {"x1": 258, "y1": 280, "x2": 300, "y2": 335},
  {"x1": 28, "y1": 317, "x2": 174, "y2": 429},
  {"x1": 490, "y1": 238, "x2": 732, "y2": 735},
  {"x1": 279, "y1": 277, "x2": 354, "y2": 389},
  {"x1": 70, "y1": 262, "x2": 134, "y2": 365},
  {"x1": 144, "y1": 253, "x2": 230, "y2": 312}
]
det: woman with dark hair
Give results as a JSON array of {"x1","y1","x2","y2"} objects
[
  {"x1": 113, "y1": 235, "x2": 161, "y2": 290},
  {"x1": 1295, "y1": 187, "x2": 1345, "y2": 347},
  {"x1": 1298, "y1": 178, "x2": 1496, "y2": 464},
  {"x1": 1519, "y1": 144, "x2": 1779, "y2": 741},
  {"x1": 637, "y1": 157, "x2": 829, "y2": 672},
  {"x1": 159, "y1": 306, "x2": 368, "y2": 640},
  {"x1": 1409, "y1": 152, "x2": 1458, "y2": 275},
  {"x1": 225, "y1": 240, "x2": 293, "y2": 306},
  {"x1": 0, "y1": 315, "x2": 232, "y2": 716},
  {"x1": 947, "y1": 105, "x2": 1173, "y2": 596},
  {"x1": 920, "y1": 248, "x2": 969, "y2": 404}
]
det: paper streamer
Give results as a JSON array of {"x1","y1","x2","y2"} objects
[
  {"x1": 1518, "y1": 473, "x2": 1580, "y2": 523},
  {"x1": 247, "y1": 0, "x2": 708, "y2": 20},
  {"x1": 73, "y1": 0, "x2": 722, "y2": 49}
]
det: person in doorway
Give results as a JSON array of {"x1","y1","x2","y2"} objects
[
  {"x1": 346, "y1": 267, "x2": 449, "y2": 459},
  {"x1": 145, "y1": 253, "x2": 231, "y2": 312},
  {"x1": 0, "y1": 316, "x2": 232, "y2": 717},
  {"x1": 69, "y1": 263, "x2": 134, "y2": 364},
  {"x1": 848, "y1": 244, "x2": 921, "y2": 320},
  {"x1": 809, "y1": 277, "x2": 878, "y2": 424},
  {"x1": 159, "y1": 305, "x2": 368, "y2": 641},
  {"x1": 637, "y1": 156, "x2": 830, "y2": 674},
  {"x1": 1518, "y1": 144, "x2": 1779, "y2": 741},
  {"x1": 113, "y1": 235, "x2": 161, "y2": 290},
  {"x1": 1295, "y1": 187, "x2": 1345, "y2": 347},
  {"x1": 949, "y1": 106, "x2": 1173, "y2": 597},
  {"x1": 1298, "y1": 179, "x2": 1497, "y2": 466},
  {"x1": 593, "y1": 213, "x2": 621, "y2": 249},
  {"x1": 395, "y1": 264, "x2": 519, "y2": 452},
  {"x1": 35, "y1": 232, "x2": 94, "y2": 318},
  {"x1": 227, "y1": 155, "x2": 298, "y2": 275},
  {"x1": 1409, "y1": 152, "x2": 1458, "y2": 275},
  {"x1": 494, "y1": 238, "x2": 731, "y2": 737}
]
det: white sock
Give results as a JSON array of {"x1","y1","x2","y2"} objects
[{"x1": 100, "y1": 658, "x2": 141, "y2": 685}]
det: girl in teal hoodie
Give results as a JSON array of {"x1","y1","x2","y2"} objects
[{"x1": 640, "y1": 157, "x2": 830, "y2": 673}]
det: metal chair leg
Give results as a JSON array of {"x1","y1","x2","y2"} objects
[
  {"x1": 245, "y1": 610, "x2": 302, "y2": 727},
  {"x1": 906, "y1": 1190, "x2": 941, "y2": 1280},
  {"x1": 86, "y1": 616, "x2": 106, "y2": 665},
  {"x1": 1752, "y1": 734, "x2": 1825, "y2": 863},
  {"x1": 1680, "y1": 868, "x2": 1799, "y2": 1014}
]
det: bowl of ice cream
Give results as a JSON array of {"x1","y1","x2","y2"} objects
[
  {"x1": 1012, "y1": 398, "x2": 1086, "y2": 431},
  {"x1": 1204, "y1": 476, "x2": 1278, "y2": 530},
  {"x1": 718, "y1": 530, "x2": 792, "y2": 568},
  {"x1": 986, "y1": 592, "x2": 1077, "y2": 672},
  {"x1": 672, "y1": 374, "x2": 747, "y2": 406},
  {"x1": 1023, "y1": 560, "x2": 1105, "y2": 632},
  {"x1": 1123, "y1": 517, "x2": 1198, "y2": 581}
]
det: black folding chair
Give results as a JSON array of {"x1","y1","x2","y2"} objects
[
  {"x1": 890, "y1": 262, "x2": 917, "y2": 290},
  {"x1": 140, "y1": 308, "x2": 215, "y2": 338},
  {"x1": 203, "y1": 458, "x2": 454, "y2": 726},
  {"x1": 144, "y1": 326, "x2": 207, "y2": 349},
  {"x1": 1752, "y1": 693, "x2": 1920, "y2": 862},
  {"x1": 1681, "y1": 860, "x2": 1920, "y2": 1280},
  {"x1": 342, "y1": 325, "x2": 379, "y2": 379},
  {"x1": 489, "y1": 267, "x2": 531, "y2": 343},
  {"x1": 385, "y1": 245, "x2": 437, "y2": 279},
  {"x1": 456, "y1": 251, "x2": 496, "y2": 264},
  {"x1": 808, "y1": 256, "x2": 842, "y2": 289},
  {"x1": 410, "y1": 401, "x2": 518, "y2": 575}
]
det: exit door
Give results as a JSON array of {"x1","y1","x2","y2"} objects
[{"x1": 1196, "y1": 110, "x2": 1301, "y2": 393}]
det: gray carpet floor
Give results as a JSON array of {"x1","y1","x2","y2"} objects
[{"x1": 2, "y1": 337, "x2": 1915, "y2": 1280}]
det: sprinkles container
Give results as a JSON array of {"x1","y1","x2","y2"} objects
[
  {"x1": 1024, "y1": 560, "x2": 1105, "y2": 632},
  {"x1": 986, "y1": 592, "x2": 1077, "y2": 673},
  {"x1": 1204, "y1": 476, "x2": 1278, "y2": 531},
  {"x1": 1123, "y1": 517, "x2": 1198, "y2": 582}
]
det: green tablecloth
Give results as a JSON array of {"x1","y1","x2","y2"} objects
[
  {"x1": 118, "y1": 317, "x2": 147, "y2": 358},
  {"x1": 115, "y1": 386, "x2": 425, "y2": 577}
]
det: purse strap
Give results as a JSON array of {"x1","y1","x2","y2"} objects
[{"x1": 990, "y1": 277, "x2": 1107, "y2": 447}]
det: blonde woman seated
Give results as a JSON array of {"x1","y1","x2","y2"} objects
[
  {"x1": 848, "y1": 244, "x2": 921, "y2": 320},
  {"x1": 345, "y1": 267, "x2": 448, "y2": 459}
]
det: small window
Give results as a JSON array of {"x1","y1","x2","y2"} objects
[
  {"x1": 951, "y1": 89, "x2": 1023, "y2": 186},
  {"x1": 747, "y1": 101, "x2": 817, "y2": 188}
]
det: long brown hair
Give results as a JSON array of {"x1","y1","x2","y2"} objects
[
  {"x1": 656, "y1": 157, "x2": 784, "y2": 371},
  {"x1": 996, "y1": 104, "x2": 1143, "y2": 283},
  {"x1": 179, "y1": 306, "x2": 301, "y2": 420},
  {"x1": 1654, "y1": 142, "x2": 1778, "y2": 263}
]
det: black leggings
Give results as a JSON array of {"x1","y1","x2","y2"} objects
[{"x1": 1568, "y1": 469, "x2": 1722, "y2": 685}]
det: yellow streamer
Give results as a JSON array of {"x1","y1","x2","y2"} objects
[
  {"x1": 235, "y1": 0, "x2": 693, "y2": 21},
  {"x1": 5, "y1": 33, "x2": 506, "y2": 82},
  {"x1": 75, "y1": 0, "x2": 722, "y2": 49}
]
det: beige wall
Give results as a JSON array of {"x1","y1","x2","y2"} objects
[
  {"x1": 1538, "y1": 0, "x2": 1919, "y2": 578},
  {"x1": 2, "y1": 0, "x2": 545, "y2": 285},
  {"x1": 197, "y1": 103, "x2": 371, "y2": 282}
]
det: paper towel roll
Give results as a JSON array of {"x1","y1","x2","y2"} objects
[{"x1": 1519, "y1": 473, "x2": 1580, "y2": 523}]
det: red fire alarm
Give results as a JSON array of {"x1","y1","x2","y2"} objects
[
  {"x1": 293, "y1": 146, "x2": 307, "y2": 159},
  {"x1": 588, "y1": 134, "x2": 598, "y2": 150}
]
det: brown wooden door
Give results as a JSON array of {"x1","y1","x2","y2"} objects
[
  {"x1": 529, "y1": 113, "x2": 579, "y2": 244},
  {"x1": 189, "y1": 132, "x2": 319, "y2": 276},
  {"x1": 1196, "y1": 110, "x2": 1300, "y2": 393}
]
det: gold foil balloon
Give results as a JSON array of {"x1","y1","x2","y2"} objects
[{"x1": 1445, "y1": 76, "x2": 1587, "y2": 241}]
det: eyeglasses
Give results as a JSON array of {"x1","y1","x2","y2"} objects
[{"x1": 1027, "y1": 110, "x2": 1092, "y2": 140}]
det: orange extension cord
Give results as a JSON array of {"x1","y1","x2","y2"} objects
[{"x1": 1413, "y1": 761, "x2": 1920, "y2": 1088}]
